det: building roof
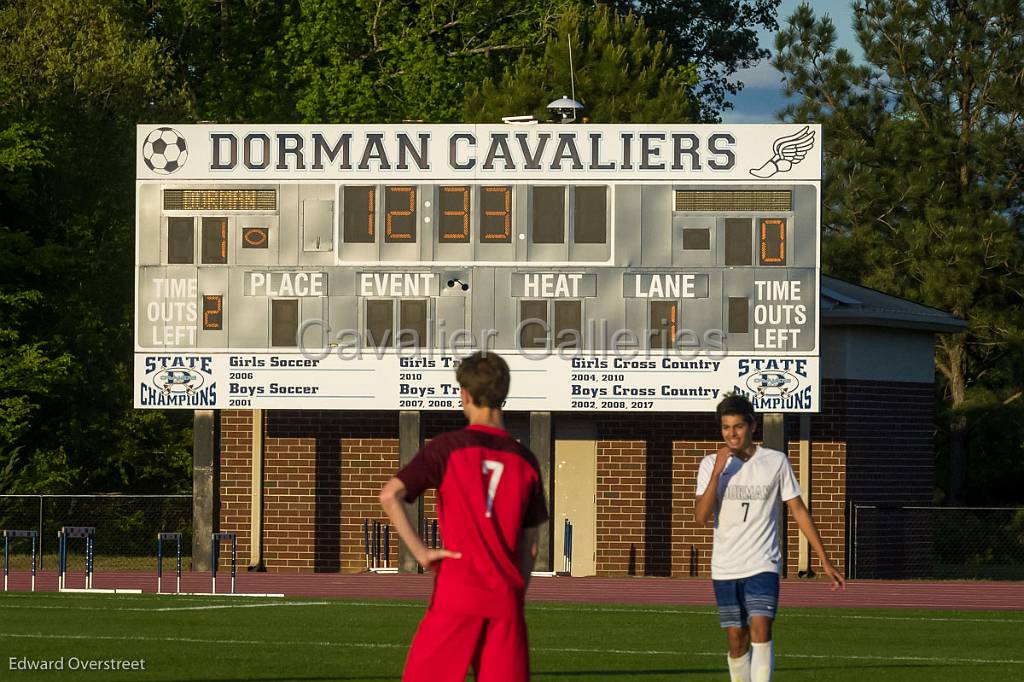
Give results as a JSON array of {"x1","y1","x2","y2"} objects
[{"x1": 821, "y1": 276, "x2": 968, "y2": 333}]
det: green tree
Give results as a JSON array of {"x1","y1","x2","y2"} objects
[
  {"x1": 464, "y1": 4, "x2": 698, "y2": 123},
  {"x1": 140, "y1": 0, "x2": 574, "y2": 123},
  {"x1": 0, "y1": 0, "x2": 193, "y2": 492},
  {"x1": 774, "y1": 1, "x2": 1024, "y2": 503},
  {"x1": 279, "y1": 0, "x2": 569, "y2": 123},
  {"x1": 0, "y1": 289, "x2": 73, "y2": 493},
  {"x1": 133, "y1": 0, "x2": 300, "y2": 122},
  {"x1": 604, "y1": 0, "x2": 783, "y2": 120}
]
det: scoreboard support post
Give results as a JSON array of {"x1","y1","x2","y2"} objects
[
  {"x1": 797, "y1": 414, "x2": 812, "y2": 575},
  {"x1": 762, "y1": 413, "x2": 788, "y2": 576},
  {"x1": 193, "y1": 410, "x2": 217, "y2": 572},
  {"x1": 249, "y1": 408, "x2": 265, "y2": 571},
  {"x1": 398, "y1": 411, "x2": 423, "y2": 573},
  {"x1": 529, "y1": 412, "x2": 554, "y2": 573}
]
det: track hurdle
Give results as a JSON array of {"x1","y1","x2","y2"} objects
[
  {"x1": 363, "y1": 520, "x2": 395, "y2": 573},
  {"x1": 420, "y1": 518, "x2": 440, "y2": 549},
  {"x1": 211, "y1": 532, "x2": 236, "y2": 594},
  {"x1": 58, "y1": 526, "x2": 94, "y2": 591},
  {"x1": 562, "y1": 518, "x2": 574, "y2": 575},
  {"x1": 156, "y1": 532, "x2": 182, "y2": 594},
  {"x1": 363, "y1": 519, "x2": 370, "y2": 570},
  {"x1": 3, "y1": 530, "x2": 38, "y2": 592}
]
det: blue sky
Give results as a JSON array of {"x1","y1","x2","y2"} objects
[{"x1": 722, "y1": 0, "x2": 863, "y2": 123}]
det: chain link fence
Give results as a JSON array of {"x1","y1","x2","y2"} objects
[
  {"x1": 850, "y1": 505, "x2": 1024, "y2": 580},
  {"x1": 0, "y1": 495, "x2": 192, "y2": 572}
]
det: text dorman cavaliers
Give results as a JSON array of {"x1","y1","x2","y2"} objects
[{"x1": 208, "y1": 131, "x2": 736, "y2": 172}]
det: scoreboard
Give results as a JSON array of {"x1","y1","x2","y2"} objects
[{"x1": 134, "y1": 124, "x2": 821, "y2": 412}]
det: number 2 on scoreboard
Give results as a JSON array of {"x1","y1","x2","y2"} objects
[{"x1": 482, "y1": 460, "x2": 505, "y2": 518}]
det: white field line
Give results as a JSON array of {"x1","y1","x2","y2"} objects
[
  {"x1": 3, "y1": 594, "x2": 1022, "y2": 624},
  {"x1": 533, "y1": 646, "x2": 1024, "y2": 666},
  {"x1": 0, "y1": 632, "x2": 1019, "y2": 666},
  {"x1": 0, "y1": 601, "x2": 328, "y2": 612},
  {"x1": 524, "y1": 604, "x2": 1024, "y2": 625},
  {"x1": 0, "y1": 592, "x2": 251, "y2": 603},
  {"x1": 270, "y1": 598, "x2": 1024, "y2": 622},
  {"x1": 289, "y1": 600, "x2": 1024, "y2": 625},
  {"x1": 149, "y1": 601, "x2": 327, "y2": 612}
]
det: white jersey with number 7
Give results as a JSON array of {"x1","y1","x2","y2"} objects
[{"x1": 696, "y1": 446, "x2": 801, "y2": 580}]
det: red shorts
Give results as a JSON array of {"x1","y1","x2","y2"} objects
[{"x1": 402, "y1": 609, "x2": 529, "y2": 682}]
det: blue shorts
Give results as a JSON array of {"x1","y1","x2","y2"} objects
[{"x1": 712, "y1": 572, "x2": 780, "y2": 629}]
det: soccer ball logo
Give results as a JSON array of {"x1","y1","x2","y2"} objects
[{"x1": 142, "y1": 127, "x2": 188, "y2": 174}]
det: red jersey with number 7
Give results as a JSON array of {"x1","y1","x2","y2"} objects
[{"x1": 396, "y1": 424, "x2": 548, "y2": 620}]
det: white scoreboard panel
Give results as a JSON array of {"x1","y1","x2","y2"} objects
[{"x1": 134, "y1": 124, "x2": 821, "y2": 412}]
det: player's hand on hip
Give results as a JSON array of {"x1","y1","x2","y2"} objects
[
  {"x1": 419, "y1": 548, "x2": 462, "y2": 570},
  {"x1": 823, "y1": 561, "x2": 846, "y2": 591}
]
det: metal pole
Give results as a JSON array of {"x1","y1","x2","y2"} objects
[
  {"x1": 157, "y1": 536, "x2": 163, "y2": 593},
  {"x1": 231, "y1": 535, "x2": 236, "y2": 594},
  {"x1": 38, "y1": 496, "x2": 43, "y2": 572},
  {"x1": 363, "y1": 519, "x2": 369, "y2": 570},
  {"x1": 373, "y1": 522, "x2": 380, "y2": 569},
  {"x1": 211, "y1": 534, "x2": 218, "y2": 594},
  {"x1": 562, "y1": 519, "x2": 569, "y2": 573},
  {"x1": 176, "y1": 535, "x2": 181, "y2": 594},
  {"x1": 31, "y1": 534, "x2": 36, "y2": 592},
  {"x1": 4, "y1": 535, "x2": 8, "y2": 592},
  {"x1": 57, "y1": 530, "x2": 64, "y2": 591},
  {"x1": 851, "y1": 504, "x2": 857, "y2": 581},
  {"x1": 568, "y1": 521, "x2": 573, "y2": 575}
]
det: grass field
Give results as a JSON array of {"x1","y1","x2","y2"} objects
[{"x1": 1, "y1": 591, "x2": 1021, "y2": 681}]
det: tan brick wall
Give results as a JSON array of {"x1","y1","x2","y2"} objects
[
  {"x1": 262, "y1": 435, "x2": 318, "y2": 572},
  {"x1": 213, "y1": 391, "x2": 885, "y2": 578},
  {"x1": 217, "y1": 410, "x2": 253, "y2": 571},
  {"x1": 595, "y1": 440, "x2": 647, "y2": 575},
  {"x1": 786, "y1": 441, "x2": 847, "y2": 576},
  {"x1": 218, "y1": 410, "x2": 405, "y2": 573},
  {"x1": 671, "y1": 441, "x2": 717, "y2": 577},
  {"x1": 340, "y1": 438, "x2": 398, "y2": 571}
]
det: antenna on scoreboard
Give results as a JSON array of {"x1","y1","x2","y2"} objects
[
  {"x1": 546, "y1": 34, "x2": 584, "y2": 123},
  {"x1": 568, "y1": 33, "x2": 577, "y2": 107}
]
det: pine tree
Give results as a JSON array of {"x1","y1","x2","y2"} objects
[
  {"x1": 774, "y1": 0, "x2": 1024, "y2": 503},
  {"x1": 464, "y1": 5, "x2": 698, "y2": 123}
]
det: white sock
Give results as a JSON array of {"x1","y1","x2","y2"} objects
[
  {"x1": 726, "y1": 649, "x2": 751, "y2": 682},
  {"x1": 751, "y1": 641, "x2": 774, "y2": 682}
]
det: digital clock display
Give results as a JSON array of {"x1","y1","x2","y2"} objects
[
  {"x1": 384, "y1": 186, "x2": 416, "y2": 242},
  {"x1": 479, "y1": 186, "x2": 513, "y2": 242},
  {"x1": 438, "y1": 186, "x2": 470, "y2": 243}
]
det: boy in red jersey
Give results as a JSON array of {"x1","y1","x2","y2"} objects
[{"x1": 379, "y1": 351, "x2": 549, "y2": 682}]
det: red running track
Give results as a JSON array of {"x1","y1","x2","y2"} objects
[{"x1": 3, "y1": 571, "x2": 1023, "y2": 612}]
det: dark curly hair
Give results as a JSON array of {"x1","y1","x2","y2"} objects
[{"x1": 716, "y1": 393, "x2": 755, "y2": 426}]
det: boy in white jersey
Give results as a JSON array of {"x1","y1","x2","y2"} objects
[{"x1": 695, "y1": 394, "x2": 844, "y2": 682}]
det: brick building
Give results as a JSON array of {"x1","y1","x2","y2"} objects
[{"x1": 194, "y1": 276, "x2": 963, "y2": 578}]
